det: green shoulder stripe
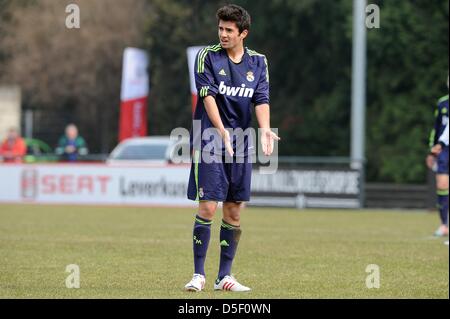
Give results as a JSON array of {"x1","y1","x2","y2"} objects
[
  {"x1": 247, "y1": 48, "x2": 269, "y2": 83},
  {"x1": 437, "y1": 95, "x2": 449, "y2": 104},
  {"x1": 247, "y1": 48, "x2": 264, "y2": 57},
  {"x1": 197, "y1": 44, "x2": 222, "y2": 73}
]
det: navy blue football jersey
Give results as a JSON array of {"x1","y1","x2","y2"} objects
[
  {"x1": 192, "y1": 44, "x2": 269, "y2": 156},
  {"x1": 429, "y1": 95, "x2": 449, "y2": 149}
]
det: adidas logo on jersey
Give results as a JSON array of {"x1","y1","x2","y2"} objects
[
  {"x1": 219, "y1": 69, "x2": 227, "y2": 76},
  {"x1": 218, "y1": 81, "x2": 254, "y2": 98}
]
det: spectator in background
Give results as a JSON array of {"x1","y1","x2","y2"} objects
[
  {"x1": 56, "y1": 124, "x2": 88, "y2": 162},
  {"x1": 0, "y1": 128, "x2": 27, "y2": 162}
]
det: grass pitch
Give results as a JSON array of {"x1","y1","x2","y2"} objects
[{"x1": 0, "y1": 204, "x2": 448, "y2": 299}]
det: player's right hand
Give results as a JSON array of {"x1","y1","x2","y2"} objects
[{"x1": 221, "y1": 129, "x2": 234, "y2": 156}]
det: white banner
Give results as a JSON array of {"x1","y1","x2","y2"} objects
[
  {"x1": 187, "y1": 46, "x2": 206, "y2": 113},
  {"x1": 252, "y1": 170, "x2": 360, "y2": 195},
  {"x1": 186, "y1": 46, "x2": 205, "y2": 94},
  {"x1": 0, "y1": 164, "x2": 194, "y2": 207},
  {"x1": 120, "y1": 47, "x2": 149, "y2": 101},
  {"x1": 0, "y1": 165, "x2": 361, "y2": 209}
]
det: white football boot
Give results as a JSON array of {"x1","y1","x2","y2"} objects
[
  {"x1": 214, "y1": 275, "x2": 251, "y2": 292},
  {"x1": 184, "y1": 274, "x2": 205, "y2": 292},
  {"x1": 434, "y1": 225, "x2": 449, "y2": 237}
]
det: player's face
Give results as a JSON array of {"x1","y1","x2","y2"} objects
[{"x1": 218, "y1": 20, "x2": 248, "y2": 49}]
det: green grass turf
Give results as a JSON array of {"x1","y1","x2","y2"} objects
[{"x1": 0, "y1": 204, "x2": 447, "y2": 299}]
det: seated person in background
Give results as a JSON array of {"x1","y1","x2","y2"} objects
[
  {"x1": 0, "y1": 128, "x2": 27, "y2": 163},
  {"x1": 55, "y1": 124, "x2": 88, "y2": 162}
]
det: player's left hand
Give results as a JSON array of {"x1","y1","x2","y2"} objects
[{"x1": 260, "y1": 128, "x2": 281, "y2": 156}]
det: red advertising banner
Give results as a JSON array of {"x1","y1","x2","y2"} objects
[
  {"x1": 119, "y1": 97, "x2": 148, "y2": 141},
  {"x1": 119, "y1": 48, "x2": 149, "y2": 141}
]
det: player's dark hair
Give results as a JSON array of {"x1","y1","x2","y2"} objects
[{"x1": 216, "y1": 4, "x2": 251, "y2": 34}]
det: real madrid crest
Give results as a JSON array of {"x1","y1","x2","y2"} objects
[
  {"x1": 198, "y1": 188, "x2": 204, "y2": 198},
  {"x1": 246, "y1": 71, "x2": 254, "y2": 82}
]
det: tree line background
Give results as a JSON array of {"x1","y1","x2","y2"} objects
[{"x1": 0, "y1": 0, "x2": 448, "y2": 183}]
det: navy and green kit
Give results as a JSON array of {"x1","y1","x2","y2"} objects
[
  {"x1": 429, "y1": 95, "x2": 449, "y2": 174},
  {"x1": 187, "y1": 44, "x2": 269, "y2": 202}
]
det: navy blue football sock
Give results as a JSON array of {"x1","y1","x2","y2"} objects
[
  {"x1": 218, "y1": 220, "x2": 241, "y2": 280},
  {"x1": 437, "y1": 190, "x2": 449, "y2": 225},
  {"x1": 192, "y1": 215, "x2": 212, "y2": 276}
]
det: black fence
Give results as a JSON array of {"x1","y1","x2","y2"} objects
[{"x1": 365, "y1": 171, "x2": 436, "y2": 210}]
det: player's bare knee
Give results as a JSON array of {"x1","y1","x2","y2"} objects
[
  {"x1": 223, "y1": 206, "x2": 236, "y2": 214},
  {"x1": 198, "y1": 201, "x2": 217, "y2": 220},
  {"x1": 223, "y1": 204, "x2": 241, "y2": 224},
  {"x1": 436, "y1": 175, "x2": 449, "y2": 190},
  {"x1": 225, "y1": 212, "x2": 240, "y2": 223},
  {"x1": 198, "y1": 209, "x2": 215, "y2": 220}
]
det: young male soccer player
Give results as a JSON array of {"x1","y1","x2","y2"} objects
[
  {"x1": 431, "y1": 123, "x2": 449, "y2": 241},
  {"x1": 426, "y1": 79, "x2": 449, "y2": 237},
  {"x1": 185, "y1": 4, "x2": 280, "y2": 292}
]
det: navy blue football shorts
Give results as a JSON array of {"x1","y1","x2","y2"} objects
[
  {"x1": 187, "y1": 151, "x2": 252, "y2": 202},
  {"x1": 437, "y1": 145, "x2": 449, "y2": 174}
]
